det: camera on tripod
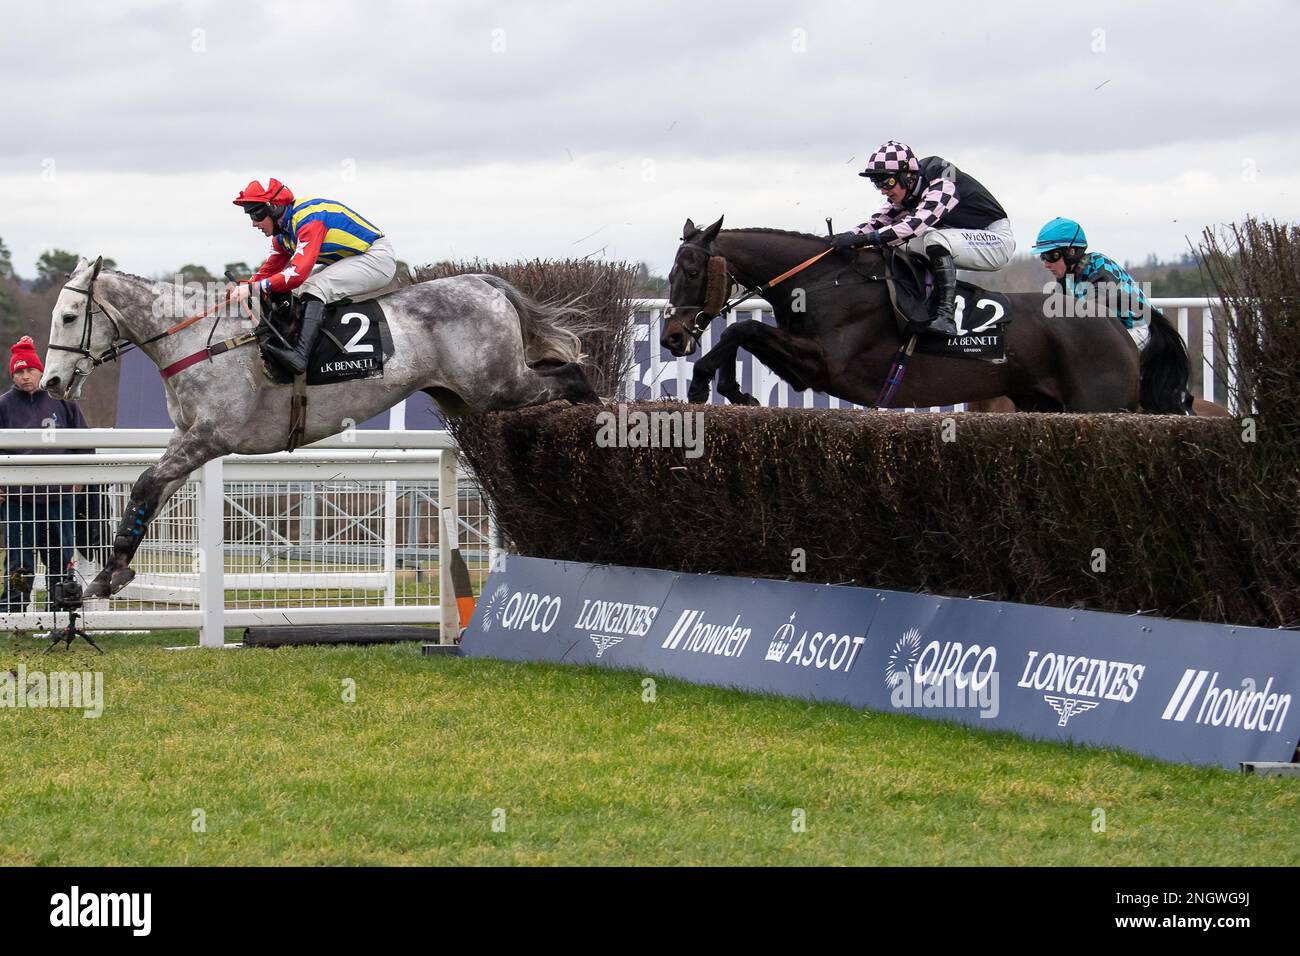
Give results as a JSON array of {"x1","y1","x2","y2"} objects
[
  {"x1": 44, "y1": 571, "x2": 100, "y2": 654},
  {"x1": 50, "y1": 572, "x2": 84, "y2": 612}
]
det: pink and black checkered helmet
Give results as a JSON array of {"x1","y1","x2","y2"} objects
[{"x1": 859, "y1": 141, "x2": 920, "y2": 178}]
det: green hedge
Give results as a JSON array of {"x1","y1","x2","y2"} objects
[
  {"x1": 444, "y1": 221, "x2": 1299, "y2": 630},
  {"x1": 449, "y1": 405, "x2": 1298, "y2": 629}
]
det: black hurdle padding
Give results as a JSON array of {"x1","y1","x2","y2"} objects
[
  {"x1": 421, "y1": 642, "x2": 461, "y2": 656},
  {"x1": 242, "y1": 625, "x2": 439, "y2": 648}
]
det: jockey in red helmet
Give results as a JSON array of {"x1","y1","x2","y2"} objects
[
  {"x1": 831, "y1": 142, "x2": 1016, "y2": 335},
  {"x1": 232, "y1": 178, "x2": 398, "y2": 375}
]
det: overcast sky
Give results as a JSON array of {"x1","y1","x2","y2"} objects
[{"x1": 2, "y1": 0, "x2": 1297, "y2": 278}]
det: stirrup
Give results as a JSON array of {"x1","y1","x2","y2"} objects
[{"x1": 265, "y1": 345, "x2": 309, "y2": 376}]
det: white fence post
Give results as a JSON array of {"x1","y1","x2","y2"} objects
[
  {"x1": 647, "y1": 307, "x2": 662, "y2": 400},
  {"x1": 438, "y1": 449, "x2": 460, "y2": 644},
  {"x1": 198, "y1": 457, "x2": 225, "y2": 648},
  {"x1": 626, "y1": 297, "x2": 1236, "y2": 410},
  {"x1": 383, "y1": 480, "x2": 397, "y2": 607},
  {"x1": 0, "y1": 430, "x2": 463, "y2": 640},
  {"x1": 1202, "y1": 307, "x2": 1216, "y2": 406}
]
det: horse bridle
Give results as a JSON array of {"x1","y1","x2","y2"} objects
[
  {"x1": 665, "y1": 239, "x2": 837, "y2": 345},
  {"x1": 45, "y1": 259, "x2": 134, "y2": 389},
  {"x1": 665, "y1": 241, "x2": 754, "y2": 344},
  {"x1": 47, "y1": 262, "x2": 267, "y2": 388}
]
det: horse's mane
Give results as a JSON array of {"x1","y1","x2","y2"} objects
[
  {"x1": 104, "y1": 268, "x2": 156, "y2": 284},
  {"x1": 723, "y1": 227, "x2": 826, "y2": 242}
]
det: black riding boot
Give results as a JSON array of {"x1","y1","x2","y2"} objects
[
  {"x1": 264, "y1": 295, "x2": 325, "y2": 376},
  {"x1": 924, "y1": 246, "x2": 961, "y2": 336}
]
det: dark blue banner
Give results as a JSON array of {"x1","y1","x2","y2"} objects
[{"x1": 461, "y1": 557, "x2": 1300, "y2": 769}]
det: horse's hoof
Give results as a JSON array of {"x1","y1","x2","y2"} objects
[
  {"x1": 687, "y1": 386, "x2": 711, "y2": 404},
  {"x1": 734, "y1": 393, "x2": 760, "y2": 407},
  {"x1": 108, "y1": 568, "x2": 136, "y2": 595},
  {"x1": 83, "y1": 579, "x2": 111, "y2": 599}
]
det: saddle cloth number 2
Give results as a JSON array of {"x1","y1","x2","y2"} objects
[
  {"x1": 340, "y1": 312, "x2": 375, "y2": 354},
  {"x1": 952, "y1": 295, "x2": 1005, "y2": 335}
]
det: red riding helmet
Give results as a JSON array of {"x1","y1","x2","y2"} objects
[{"x1": 232, "y1": 178, "x2": 294, "y2": 208}]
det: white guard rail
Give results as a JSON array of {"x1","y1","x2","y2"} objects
[
  {"x1": 0, "y1": 429, "x2": 468, "y2": 648},
  {"x1": 625, "y1": 297, "x2": 1236, "y2": 412}
]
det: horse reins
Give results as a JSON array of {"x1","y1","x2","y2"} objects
[
  {"x1": 49, "y1": 267, "x2": 264, "y2": 383},
  {"x1": 668, "y1": 242, "x2": 834, "y2": 344}
]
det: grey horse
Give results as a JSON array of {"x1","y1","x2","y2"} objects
[{"x1": 40, "y1": 256, "x2": 598, "y2": 598}]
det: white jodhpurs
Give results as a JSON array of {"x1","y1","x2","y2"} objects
[
  {"x1": 298, "y1": 236, "x2": 399, "y2": 304},
  {"x1": 905, "y1": 218, "x2": 1016, "y2": 272}
]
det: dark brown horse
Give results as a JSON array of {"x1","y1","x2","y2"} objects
[{"x1": 662, "y1": 217, "x2": 1191, "y2": 413}]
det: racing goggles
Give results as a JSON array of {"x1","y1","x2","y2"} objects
[{"x1": 244, "y1": 203, "x2": 273, "y2": 221}]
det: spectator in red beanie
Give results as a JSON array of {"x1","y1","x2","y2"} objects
[{"x1": 0, "y1": 336, "x2": 89, "y2": 613}]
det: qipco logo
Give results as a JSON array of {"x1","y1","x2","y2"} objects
[
  {"x1": 912, "y1": 640, "x2": 998, "y2": 691},
  {"x1": 499, "y1": 591, "x2": 562, "y2": 633}
]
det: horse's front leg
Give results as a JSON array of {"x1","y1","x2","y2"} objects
[
  {"x1": 85, "y1": 424, "x2": 231, "y2": 598},
  {"x1": 714, "y1": 321, "x2": 828, "y2": 405},
  {"x1": 685, "y1": 343, "x2": 730, "y2": 404},
  {"x1": 714, "y1": 327, "x2": 759, "y2": 406},
  {"x1": 685, "y1": 323, "x2": 753, "y2": 404}
]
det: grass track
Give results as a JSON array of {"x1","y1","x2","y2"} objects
[{"x1": 1, "y1": 630, "x2": 1297, "y2": 866}]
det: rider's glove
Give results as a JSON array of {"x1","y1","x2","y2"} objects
[{"x1": 830, "y1": 230, "x2": 881, "y2": 250}]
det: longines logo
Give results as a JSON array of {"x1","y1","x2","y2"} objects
[
  {"x1": 885, "y1": 628, "x2": 924, "y2": 688},
  {"x1": 1017, "y1": 650, "x2": 1145, "y2": 726},
  {"x1": 1044, "y1": 696, "x2": 1099, "y2": 726},
  {"x1": 574, "y1": 597, "x2": 659, "y2": 658},
  {"x1": 589, "y1": 634, "x2": 624, "y2": 658}
]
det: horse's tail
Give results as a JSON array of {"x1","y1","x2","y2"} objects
[
  {"x1": 1139, "y1": 308, "x2": 1193, "y2": 414},
  {"x1": 474, "y1": 274, "x2": 594, "y2": 367}
]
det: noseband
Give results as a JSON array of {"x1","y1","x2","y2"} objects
[
  {"x1": 665, "y1": 239, "x2": 835, "y2": 344},
  {"x1": 45, "y1": 260, "x2": 132, "y2": 389},
  {"x1": 665, "y1": 242, "x2": 741, "y2": 343}
]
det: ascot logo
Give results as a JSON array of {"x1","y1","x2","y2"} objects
[
  {"x1": 765, "y1": 613, "x2": 798, "y2": 662},
  {"x1": 762, "y1": 612, "x2": 866, "y2": 674}
]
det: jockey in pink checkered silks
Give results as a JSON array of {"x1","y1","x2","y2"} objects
[{"x1": 831, "y1": 141, "x2": 1016, "y2": 335}]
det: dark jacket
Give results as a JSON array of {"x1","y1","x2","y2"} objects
[
  {"x1": 0, "y1": 386, "x2": 90, "y2": 495},
  {"x1": 0, "y1": 386, "x2": 90, "y2": 439}
]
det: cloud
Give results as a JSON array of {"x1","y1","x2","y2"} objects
[{"x1": 1, "y1": 0, "x2": 1296, "y2": 275}]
